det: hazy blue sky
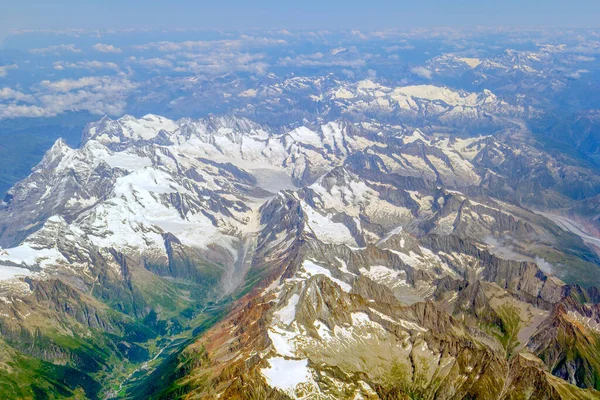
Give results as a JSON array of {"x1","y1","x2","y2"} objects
[{"x1": 1, "y1": 0, "x2": 599, "y2": 36}]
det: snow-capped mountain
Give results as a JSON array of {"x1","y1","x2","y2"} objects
[
  {"x1": 324, "y1": 80, "x2": 530, "y2": 124},
  {"x1": 0, "y1": 99, "x2": 600, "y2": 398},
  {"x1": 149, "y1": 75, "x2": 534, "y2": 132},
  {"x1": 424, "y1": 46, "x2": 600, "y2": 112}
]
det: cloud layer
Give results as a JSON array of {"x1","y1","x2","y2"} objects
[{"x1": 93, "y1": 43, "x2": 123, "y2": 53}]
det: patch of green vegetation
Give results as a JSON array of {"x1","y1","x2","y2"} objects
[
  {"x1": 119, "y1": 302, "x2": 230, "y2": 400},
  {"x1": 494, "y1": 304, "x2": 522, "y2": 358},
  {"x1": 552, "y1": 377, "x2": 600, "y2": 400},
  {"x1": 139, "y1": 345, "x2": 212, "y2": 400},
  {"x1": 0, "y1": 252, "x2": 236, "y2": 399},
  {"x1": 547, "y1": 323, "x2": 600, "y2": 390},
  {"x1": 378, "y1": 359, "x2": 414, "y2": 398},
  {"x1": 0, "y1": 339, "x2": 101, "y2": 400},
  {"x1": 0, "y1": 222, "x2": 264, "y2": 400},
  {"x1": 97, "y1": 269, "x2": 231, "y2": 395},
  {"x1": 47, "y1": 331, "x2": 112, "y2": 374},
  {"x1": 479, "y1": 304, "x2": 522, "y2": 358},
  {"x1": 534, "y1": 246, "x2": 600, "y2": 287},
  {"x1": 141, "y1": 258, "x2": 223, "y2": 313}
]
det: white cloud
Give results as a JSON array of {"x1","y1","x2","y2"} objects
[
  {"x1": 0, "y1": 104, "x2": 51, "y2": 119},
  {"x1": 351, "y1": 30, "x2": 367, "y2": 40},
  {"x1": 165, "y1": 52, "x2": 270, "y2": 76},
  {"x1": 0, "y1": 64, "x2": 18, "y2": 77},
  {"x1": 0, "y1": 75, "x2": 137, "y2": 119},
  {"x1": 411, "y1": 66, "x2": 433, "y2": 79},
  {"x1": 278, "y1": 55, "x2": 366, "y2": 68},
  {"x1": 134, "y1": 40, "x2": 213, "y2": 52},
  {"x1": 93, "y1": 43, "x2": 122, "y2": 53},
  {"x1": 567, "y1": 69, "x2": 590, "y2": 79},
  {"x1": 29, "y1": 44, "x2": 81, "y2": 55},
  {"x1": 535, "y1": 256, "x2": 553, "y2": 274},
  {"x1": 341, "y1": 69, "x2": 355, "y2": 79},
  {"x1": 37, "y1": 89, "x2": 131, "y2": 116},
  {"x1": 0, "y1": 88, "x2": 35, "y2": 102},
  {"x1": 128, "y1": 57, "x2": 173, "y2": 69},
  {"x1": 574, "y1": 55, "x2": 595, "y2": 62},
  {"x1": 40, "y1": 76, "x2": 109, "y2": 92},
  {"x1": 53, "y1": 61, "x2": 120, "y2": 71},
  {"x1": 125, "y1": 37, "x2": 280, "y2": 76},
  {"x1": 174, "y1": 58, "x2": 269, "y2": 75},
  {"x1": 133, "y1": 37, "x2": 285, "y2": 52},
  {"x1": 37, "y1": 75, "x2": 137, "y2": 116}
]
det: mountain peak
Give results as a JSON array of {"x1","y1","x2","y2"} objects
[{"x1": 40, "y1": 137, "x2": 73, "y2": 166}]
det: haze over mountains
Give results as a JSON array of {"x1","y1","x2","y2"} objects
[
  {"x1": 1, "y1": 27, "x2": 600, "y2": 399},
  {"x1": 1, "y1": 27, "x2": 599, "y2": 193}
]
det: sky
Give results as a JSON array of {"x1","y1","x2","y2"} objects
[{"x1": 1, "y1": 0, "x2": 599, "y2": 39}]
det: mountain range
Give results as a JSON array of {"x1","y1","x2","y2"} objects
[{"x1": 0, "y1": 81, "x2": 599, "y2": 399}]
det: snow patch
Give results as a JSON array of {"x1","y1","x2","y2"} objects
[
  {"x1": 0, "y1": 265, "x2": 34, "y2": 280},
  {"x1": 302, "y1": 201, "x2": 358, "y2": 247},
  {"x1": 100, "y1": 152, "x2": 152, "y2": 171},
  {"x1": 268, "y1": 326, "x2": 297, "y2": 357},
  {"x1": 0, "y1": 245, "x2": 66, "y2": 271},
  {"x1": 301, "y1": 260, "x2": 352, "y2": 292},
  {"x1": 261, "y1": 357, "x2": 312, "y2": 395},
  {"x1": 274, "y1": 294, "x2": 300, "y2": 325}
]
